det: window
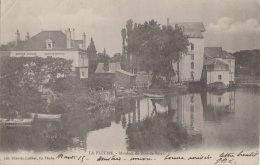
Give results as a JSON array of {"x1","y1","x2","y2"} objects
[
  {"x1": 55, "y1": 53, "x2": 65, "y2": 55},
  {"x1": 82, "y1": 72, "x2": 84, "y2": 77},
  {"x1": 191, "y1": 43, "x2": 194, "y2": 50},
  {"x1": 27, "y1": 53, "x2": 36, "y2": 55},
  {"x1": 190, "y1": 96, "x2": 194, "y2": 103},
  {"x1": 190, "y1": 104, "x2": 194, "y2": 112},
  {"x1": 16, "y1": 53, "x2": 25, "y2": 55},
  {"x1": 46, "y1": 39, "x2": 53, "y2": 49},
  {"x1": 218, "y1": 97, "x2": 221, "y2": 102},
  {"x1": 191, "y1": 62, "x2": 194, "y2": 69},
  {"x1": 45, "y1": 53, "x2": 54, "y2": 55},
  {"x1": 191, "y1": 54, "x2": 194, "y2": 60},
  {"x1": 218, "y1": 75, "x2": 222, "y2": 80},
  {"x1": 191, "y1": 72, "x2": 194, "y2": 80}
]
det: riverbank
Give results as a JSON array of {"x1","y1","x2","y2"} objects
[{"x1": 235, "y1": 75, "x2": 260, "y2": 87}]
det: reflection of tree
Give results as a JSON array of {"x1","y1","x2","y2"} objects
[
  {"x1": 126, "y1": 112, "x2": 202, "y2": 151},
  {"x1": 0, "y1": 121, "x2": 70, "y2": 151},
  {"x1": 151, "y1": 99, "x2": 158, "y2": 117},
  {"x1": 0, "y1": 105, "x2": 115, "y2": 152}
]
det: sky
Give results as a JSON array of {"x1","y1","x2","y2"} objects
[{"x1": 1, "y1": 0, "x2": 260, "y2": 55}]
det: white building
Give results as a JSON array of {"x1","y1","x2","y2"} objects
[
  {"x1": 10, "y1": 29, "x2": 89, "y2": 79},
  {"x1": 169, "y1": 21, "x2": 206, "y2": 82},
  {"x1": 202, "y1": 47, "x2": 235, "y2": 85}
]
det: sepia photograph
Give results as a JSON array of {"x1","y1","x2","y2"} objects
[{"x1": 0, "y1": 0, "x2": 259, "y2": 164}]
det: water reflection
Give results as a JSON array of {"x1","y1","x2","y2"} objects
[{"x1": 0, "y1": 88, "x2": 259, "y2": 152}]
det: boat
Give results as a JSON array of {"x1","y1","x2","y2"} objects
[
  {"x1": 0, "y1": 118, "x2": 33, "y2": 126},
  {"x1": 143, "y1": 93, "x2": 165, "y2": 98},
  {"x1": 30, "y1": 113, "x2": 62, "y2": 120}
]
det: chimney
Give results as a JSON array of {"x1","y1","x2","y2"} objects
[
  {"x1": 15, "y1": 29, "x2": 20, "y2": 45},
  {"x1": 26, "y1": 32, "x2": 30, "y2": 40},
  {"x1": 82, "y1": 32, "x2": 86, "y2": 50},
  {"x1": 167, "y1": 18, "x2": 170, "y2": 26},
  {"x1": 65, "y1": 28, "x2": 71, "y2": 49},
  {"x1": 73, "y1": 29, "x2": 75, "y2": 41}
]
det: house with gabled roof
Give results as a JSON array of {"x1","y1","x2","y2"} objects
[
  {"x1": 10, "y1": 28, "x2": 89, "y2": 79},
  {"x1": 202, "y1": 47, "x2": 235, "y2": 85},
  {"x1": 169, "y1": 20, "x2": 206, "y2": 82}
]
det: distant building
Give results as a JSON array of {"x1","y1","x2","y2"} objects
[
  {"x1": 202, "y1": 47, "x2": 235, "y2": 85},
  {"x1": 169, "y1": 21, "x2": 206, "y2": 82},
  {"x1": 95, "y1": 62, "x2": 121, "y2": 74},
  {"x1": 115, "y1": 69, "x2": 136, "y2": 89},
  {"x1": 10, "y1": 29, "x2": 89, "y2": 79}
]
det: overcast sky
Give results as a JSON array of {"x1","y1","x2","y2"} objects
[{"x1": 1, "y1": 0, "x2": 260, "y2": 55}]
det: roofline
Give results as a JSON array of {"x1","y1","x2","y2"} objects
[
  {"x1": 170, "y1": 22, "x2": 206, "y2": 32},
  {"x1": 11, "y1": 48, "x2": 85, "y2": 52}
]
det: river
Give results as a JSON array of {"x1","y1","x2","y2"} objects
[{"x1": 0, "y1": 87, "x2": 259, "y2": 152}]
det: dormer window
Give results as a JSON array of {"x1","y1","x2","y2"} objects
[{"x1": 46, "y1": 39, "x2": 53, "y2": 49}]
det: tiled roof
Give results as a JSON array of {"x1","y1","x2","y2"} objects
[
  {"x1": 116, "y1": 69, "x2": 136, "y2": 76},
  {"x1": 204, "y1": 58, "x2": 229, "y2": 71},
  {"x1": 204, "y1": 47, "x2": 235, "y2": 59},
  {"x1": 95, "y1": 62, "x2": 121, "y2": 73},
  {"x1": 170, "y1": 22, "x2": 205, "y2": 38},
  {"x1": 12, "y1": 30, "x2": 73, "y2": 51}
]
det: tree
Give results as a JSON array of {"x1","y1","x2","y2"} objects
[
  {"x1": 232, "y1": 49, "x2": 260, "y2": 76},
  {"x1": 87, "y1": 38, "x2": 98, "y2": 74},
  {"x1": 102, "y1": 48, "x2": 110, "y2": 72},
  {"x1": 0, "y1": 41, "x2": 16, "y2": 51},
  {"x1": 124, "y1": 19, "x2": 189, "y2": 87},
  {"x1": 110, "y1": 53, "x2": 122, "y2": 63},
  {"x1": 0, "y1": 56, "x2": 73, "y2": 91},
  {"x1": 0, "y1": 56, "x2": 49, "y2": 117},
  {"x1": 50, "y1": 75, "x2": 111, "y2": 113}
]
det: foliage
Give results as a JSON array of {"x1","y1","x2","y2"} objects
[
  {"x1": 0, "y1": 41, "x2": 16, "y2": 51},
  {"x1": 126, "y1": 112, "x2": 202, "y2": 151},
  {"x1": 102, "y1": 48, "x2": 110, "y2": 72},
  {"x1": 0, "y1": 56, "x2": 72, "y2": 91},
  {"x1": 110, "y1": 53, "x2": 123, "y2": 63},
  {"x1": 124, "y1": 19, "x2": 189, "y2": 85},
  {"x1": 84, "y1": 74, "x2": 115, "y2": 90},
  {"x1": 232, "y1": 49, "x2": 260, "y2": 77},
  {"x1": 50, "y1": 75, "x2": 110, "y2": 113},
  {"x1": 87, "y1": 38, "x2": 98, "y2": 74},
  {"x1": 0, "y1": 56, "x2": 49, "y2": 117}
]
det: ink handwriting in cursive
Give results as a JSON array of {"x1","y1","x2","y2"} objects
[
  {"x1": 164, "y1": 155, "x2": 185, "y2": 160},
  {"x1": 96, "y1": 155, "x2": 121, "y2": 161}
]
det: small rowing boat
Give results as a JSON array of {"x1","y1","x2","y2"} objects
[
  {"x1": 143, "y1": 93, "x2": 165, "y2": 98},
  {"x1": 30, "y1": 113, "x2": 61, "y2": 120},
  {"x1": 0, "y1": 118, "x2": 33, "y2": 126}
]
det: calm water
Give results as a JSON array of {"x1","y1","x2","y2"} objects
[{"x1": 0, "y1": 87, "x2": 259, "y2": 152}]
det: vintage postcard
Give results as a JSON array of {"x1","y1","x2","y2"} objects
[{"x1": 0, "y1": 0, "x2": 259, "y2": 164}]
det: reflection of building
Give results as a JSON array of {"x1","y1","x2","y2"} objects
[
  {"x1": 169, "y1": 21, "x2": 206, "y2": 82},
  {"x1": 170, "y1": 93, "x2": 204, "y2": 134},
  {"x1": 11, "y1": 29, "x2": 89, "y2": 79},
  {"x1": 202, "y1": 91, "x2": 235, "y2": 121},
  {"x1": 202, "y1": 47, "x2": 235, "y2": 85}
]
